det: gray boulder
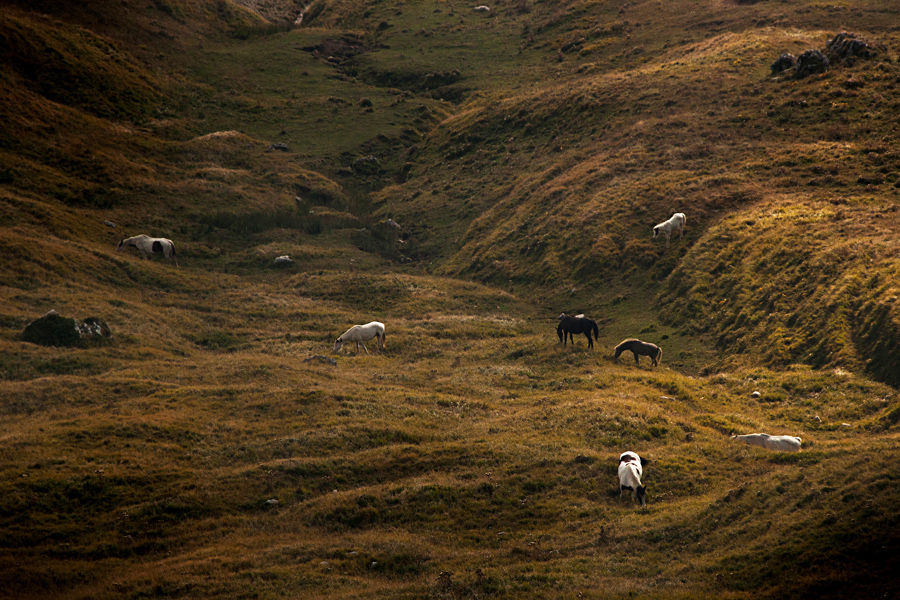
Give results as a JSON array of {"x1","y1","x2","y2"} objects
[
  {"x1": 23, "y1": 310, "x2": 112, "y2": 347},
  {"x1": 795, "y1": 50, "x2": 829, "y2": 77},
  {"x1": 826, "y1": 31, "x2": 879, "y2": 64},
  {"x1": 770, "y1": 53, "x2": 796, "y2": 75}
]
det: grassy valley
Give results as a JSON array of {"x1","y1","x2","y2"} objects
[{"x1": 1, "y1": 0, "x2": 899, "y2": 599}]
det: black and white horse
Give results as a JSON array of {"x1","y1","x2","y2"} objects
[
  {"x1": 117, "y1": 235, "x2": 178, "y2": 266},
  {"x1": 618, "y1": 451, "x2": 648, "y2": 508}
]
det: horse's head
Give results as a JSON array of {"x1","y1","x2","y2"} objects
[
  {"x1": 116, "y1": 240, "x2": 125, "y2": 251},
  {"x1": 652, "y1": 227, "x2": 659, "y2": 239},
  {"x1": 332, "y1": 338, "x2": 344, "y2": 353}
]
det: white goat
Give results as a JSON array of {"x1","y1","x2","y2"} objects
[
  {"x1": 652, "y1": 212, "x2": 686, "y2": 248},
  {"x1": 617, "y1": 451, "x2": 648, "y2": 507},
  {"x1": 731, "y1": 433, "x2": 802, "y2": 452}
]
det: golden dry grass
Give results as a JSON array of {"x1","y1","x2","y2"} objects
[{"x1": 1, "y1": 1, "x2": 900, "y2": 599}]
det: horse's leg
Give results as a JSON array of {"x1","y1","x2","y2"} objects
[
  {"x1": 585, "y1": 331, "x2": 593, "y2": 348},
  {"x1": 360, "y1": 340, "x2": 369, "y2": 355},
  {"x1": 634, "y1": 351, "x2": 640, "y2": 365}
]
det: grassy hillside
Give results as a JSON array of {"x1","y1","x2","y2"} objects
[
  {"x1": 1, "y1": 0, "x2": 899, "y2": 599},
  {"x1": 362, "y1": 0, "x2": 900, "y2": 381}
]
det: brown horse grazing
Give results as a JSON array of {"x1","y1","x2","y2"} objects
[
  {"x1": 614, "y1": 339, "x2": 662, "y2": 366},
  {"x1": 557, "y1": 315, "x2": 599, "y2": 348}
]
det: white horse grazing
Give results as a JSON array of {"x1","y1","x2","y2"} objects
[
  {"x1": 652, "y1": 212, "x2": 686, "y2": 248},
  {"x1": 117, "y1": 235, "x2": 178, "y2": 266},
  {"x1": 618, "y1": 451, "x2": 648, "y2": 507},
  {"x1": 333, "y1": 321, "x2": 385, "y2": 354},
  {"x1": 731, "y1": 433, "x2": 802, "y2": 452}
]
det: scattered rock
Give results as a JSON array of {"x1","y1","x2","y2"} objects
[
  {"x1": 774, "y1": 32, "x2": 883, "y2": 80},
  {"x1": 352, "y1": 155, "x2": 381, "y2": 174},
  {"x1": 826, "y1": 31, "x2": 879, "y2": 64},
  {"x1": 751, "y1": 391, "x2": 761, "y2": 399},
  {"x1": 266, "y1": 142, "x2": 289, "y2": 152},
  {"x1": 795, "y1": 49, "x2": 829, "y2": 77},
  {"x1": 574, "y1": 454, "x2": 592, "y2": 464},
  {"x1": 384, "y1": 218, "x2": 401, "y2": 229},
  {"x1": 770, "y1": 53, "x2": 796, "y2": 75},
  {"x1": 857, "y1": 175, "x2": 884, "y2": 186},
  {"x1": 22, "y1": 310, "x2": 112, "y2": 347},
  {"x1": 274, "y1": 255, "x2": 293, "y2": 266},
  {"x1": 473, "y1": 5, "x2": 490, "y2": 12},
  {"x1": 265, "y1": 498, "x2": 279, "y2": 506},
  {"x1": 304, "y1": 355, "x2": 337, "y2": 366},
  {"x1": 77, "y1": 317, "x2": 113, "y2": 344},
  {"x1": 103, "y1": 220, "x2": 117, "y2": 228}
]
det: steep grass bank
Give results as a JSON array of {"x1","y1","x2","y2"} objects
[{"x1": 659, "y1": 197, "x2": 900, "y2": 385}]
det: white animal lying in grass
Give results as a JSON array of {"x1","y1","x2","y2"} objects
[
  {"x1": 652, "y1": 212, "x2": 686, "y2": 248},
  {"x1": 332, "y1": 321, "x2": 385, "y2": 354},
  {"x1": 618, "y1": 451, "x2": 648, "y2": 507},
  {"x1": 731, "y1": 433, "x2": 802, "y2": 452}
]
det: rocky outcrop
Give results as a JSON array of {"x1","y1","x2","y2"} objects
[{"x1": 22, "y1": 310, "x2": 112, "y2": 347}]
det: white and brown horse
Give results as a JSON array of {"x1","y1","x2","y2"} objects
[{"x1": 117, "y1": 235, "x2": 178, "y2": 266}]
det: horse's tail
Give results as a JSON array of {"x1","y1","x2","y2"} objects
[
  {"x1": 655, "y1": 347, "x2": 663, "y2": 364},
  {"x1": 592, "y1": 320, "x2": 599, "y2": 341}
]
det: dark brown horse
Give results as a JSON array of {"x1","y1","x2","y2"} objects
[
  {"x1": 614, "y1": 338, "x2": 662, "y2": 366},
  {"x1": 557, "y1": 315, "x2": 599, "y2": 348}
]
